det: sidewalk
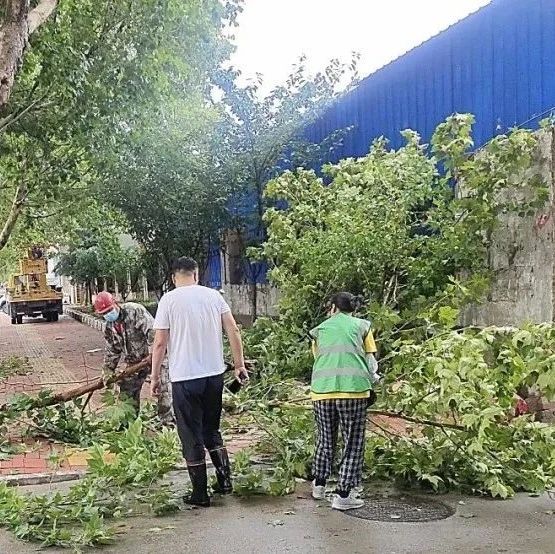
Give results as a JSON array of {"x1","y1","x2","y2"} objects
[
  {"x1": 0, "y1": 313, "x2": 258, "y2": 479},
  {"x1": 0, "y1": 431, "x2": 259, "y2": 478},
  {"x1": 0, "y1": 313, "x2": 106, "y2": 477},
  {"x1": 0, "y1": 441, "x2": 120, "y2": 477},
  {"x1": 0, "y1": 312, "x2": 105, "y2": 404}
]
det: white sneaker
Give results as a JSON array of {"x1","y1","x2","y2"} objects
[
  {"x1": 352, "y1": 486, "x2": 363, "y2": 498},
  {"x1": 332, "y1": 494, "x2": 364, "y2": 511},
  {"x1": 312, "y1": 481, "x2": 326, "y2": 500}
]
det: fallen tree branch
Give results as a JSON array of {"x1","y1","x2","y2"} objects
[
  {"x1": 262, "y1": 395, "x2": 467, "y2": 433},
  {"x1": 262, "y1": 397, "x2": 468, "y2": 431},
  {"x1": 264, "y1": 398, "x2": 466, "y2": 431},
  {"x1": 367, "y1": 409, "x2": 465, "y2": 431},
  {"x1": 36, "y1": 360, "x2": 150, "y2": 406},
  {"x1": 0, "y1": 359, "x2": 150, "y2": 414}
]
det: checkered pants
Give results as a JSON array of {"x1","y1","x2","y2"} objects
[{"x1": 312, "y1": 398, "x2": 367, "y2": 493}]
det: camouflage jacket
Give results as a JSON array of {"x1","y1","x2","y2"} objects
[{"x1": 103, "y1": 302, "x2": 154, "y2": 372}]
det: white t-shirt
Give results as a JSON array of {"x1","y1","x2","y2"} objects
[{"x1": 153, "y1": 285, "x2": 231, "y2": 382}]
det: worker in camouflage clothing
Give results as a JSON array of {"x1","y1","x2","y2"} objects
[{"x1": 94, "y1": 291, "x2": 173, "y2": 425}]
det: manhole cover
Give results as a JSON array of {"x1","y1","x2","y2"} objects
[{"x1": 344, "y1": 494, "x2": 455, "y2": 522}]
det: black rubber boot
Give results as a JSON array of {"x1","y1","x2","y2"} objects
[
  {"x1": 184, "y1": 464, "x2": 210, "y2": 507},
  {"x1": 209, "y1": 448, "x2": 233, "y2": 495}
]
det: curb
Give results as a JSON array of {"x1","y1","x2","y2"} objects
[
  {"x1": 0, "y1": 470, "x2": 85, "y2": 487},
  {"x1": 64, "y1": 306, "x2": 106, "y2": 333},
  {"x1": 2, "y1": 464, "x2": 202, "y2": 486},
  {"x1": 1, "y1": 458, "x2": 263, "y2": 487}
]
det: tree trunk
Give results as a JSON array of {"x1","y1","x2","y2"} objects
[
  {"x1": 86, "y1": 280, "x2": 92, "y2": 305},
  {"x1": 141, "y1": 273, "x2": 149, "y2": 301},
  {"x1": 0, "y1": 0, "x2": 29, "y2": 110},
  {"x1": 250, "y1": 281, "x2": 258, "y2": 322},
  {"x1": 0, "y1": 0, "x2": 57, "y2": 110},
  {"x1": 0, "y1": 183, "x2": 27, "y2": 251}
]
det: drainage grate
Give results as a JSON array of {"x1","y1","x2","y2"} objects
[{"x1": 344, "y1": 494, "x2": 455, "y2": 523}]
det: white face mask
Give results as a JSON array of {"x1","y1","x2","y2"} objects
[{"x1": 103, "y1": 308, "x2": 120, "y2": 323}]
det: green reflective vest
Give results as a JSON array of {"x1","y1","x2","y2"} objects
[{"x1": 310, "y1": 312, "x2": 372, "y2": 394}]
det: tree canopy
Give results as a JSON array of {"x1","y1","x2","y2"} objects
[
  {"x1": 102, "y1": 98, "x2": 231, "y2": 293},
  {"x1": 215, "y1": 57, "x2": 359, "y2": 283},
  {"x1": 100, "y1": 54, "x2": 359, "y2": 292},
  {"x1": 248, "y1": 114, "x2": 548, "y2": 372},
  {"x1": 0, "y1": 0, "x2": 240, "y2": 254}
]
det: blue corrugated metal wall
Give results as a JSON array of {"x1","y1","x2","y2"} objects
[
  {"x1": 204, "y1": 243, "x2": 222, "y2": 289},
  {"x1": 208, "y1": 0, "x2": 555, "y2": 286},
  {"x1": 305, "y1": 0, "x2": 555, "y2": 158}
]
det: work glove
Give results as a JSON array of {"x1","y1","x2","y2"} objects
[
  {"x1": 367, "y1": 355, "x2": 380, "y2": 408},
  {"x1": 367, "y1": 354, "x2": 381, "y2": 384},
  {"x1": 101, "y1": 368, "x2": 115, "y2": 387}
]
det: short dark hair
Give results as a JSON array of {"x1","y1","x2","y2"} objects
[
  {"x1": 172, "y1": 257, "x2": 198, "y2": 275},
  {"x1": 328, "y1": 292, "x2": 364, "y2": 313}
]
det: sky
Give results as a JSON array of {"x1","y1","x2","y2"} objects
[{"x1": 232, "y1": 0, "x2": 492, "y2": 91}]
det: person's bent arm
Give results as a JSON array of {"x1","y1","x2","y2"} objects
[
  {"x1": 136, "y1": 305, "x2": 155, "y2": 349},
  {"x1": 134, "y1": 305, "x2": 154, "y2": 364},
  {"x1": 363, "y1": 329, "x2": 380, "y2": 383},
  {"x1": 151, "y1": 329, "x2": 169, "y2": 396},
  {"x1": 222, "y1": 311, "x2": 247, "y2": 382},
  {"x1": 102, "y1": 326, "x2": 122, "y2": 384}
]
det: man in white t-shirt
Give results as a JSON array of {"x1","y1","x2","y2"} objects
[{"x1": 150, "y1": 257, "x2": 248, "y2": 508}]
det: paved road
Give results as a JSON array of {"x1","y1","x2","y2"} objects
[{"x1": 0, "y1": 481, "x2": 553, "y2": 553}]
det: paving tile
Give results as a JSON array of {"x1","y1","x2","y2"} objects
[
  {"x1": 1, "y1": 314, "x2": 261, "y2": 477},
  {"x1": 23, "y1": 459, "x2": 48, "y2": 469},
  {"x1": 24, "y1": 451, "x2": 41, "y2": 459}
]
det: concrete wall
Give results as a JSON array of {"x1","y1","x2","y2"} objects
[
  {"x1": 463, "y1": 129, "x2": 555, "y2": 326},
  {"x1": 222, "y1": 284, "x2": 279, "y2": 325}
]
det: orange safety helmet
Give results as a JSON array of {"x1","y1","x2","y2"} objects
[{"x1": 94, "y1": 291, "x2": 116, "y2": 314}]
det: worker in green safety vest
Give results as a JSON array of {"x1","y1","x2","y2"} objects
[{"x1": 309, "y1": 291, "x2": 379, "y2": 511}]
